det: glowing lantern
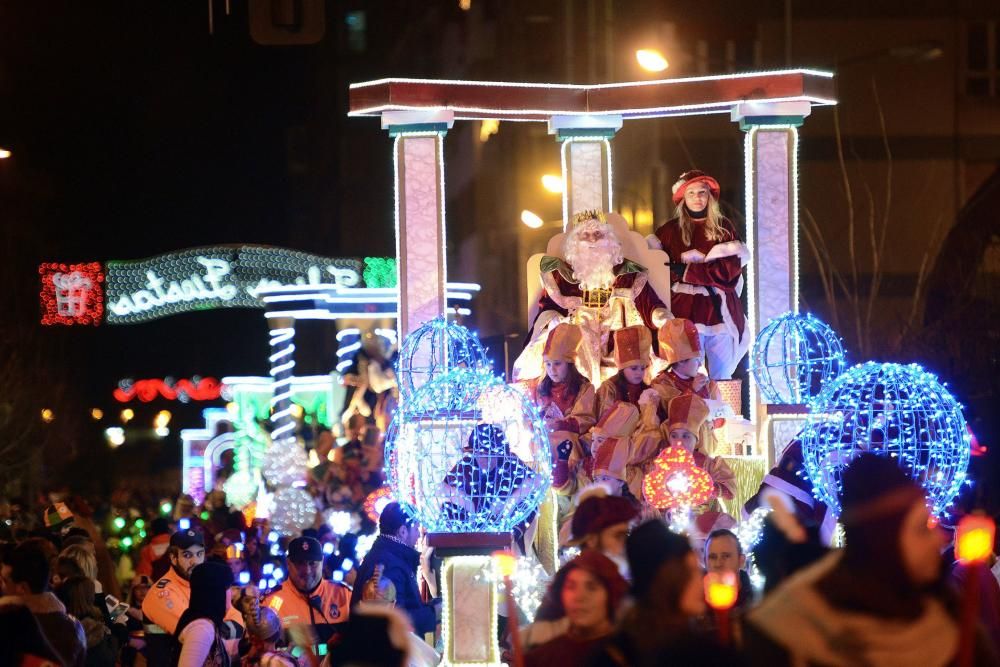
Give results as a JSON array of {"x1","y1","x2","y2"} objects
[
  {"x1": 956, "y1": 515, "x2": 995, "y2": 564},
  {"x1": 704, "y1": 571, "x2": 739, "y2": 611},
  {"x1": 643, "y1": 446, "x2": 715, "y2": 510}
]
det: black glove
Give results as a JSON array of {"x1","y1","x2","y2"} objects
[{"x1": 556, "y1": 440, "x2": 573, "y2": 461}]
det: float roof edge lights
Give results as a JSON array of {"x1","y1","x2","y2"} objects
[{"x1": 348, "y1": 69, "x2": 836, "y2": 121}]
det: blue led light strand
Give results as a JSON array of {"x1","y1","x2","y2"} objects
[
  {"x1": 751, "y1": 311, "x2": 847, "y2": 404},
  {"x1": 800, "y1": 362, "x2": 971, "y2": 518}
]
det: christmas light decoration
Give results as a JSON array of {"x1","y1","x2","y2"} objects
[
  {"x1": 223, "y1": 470, "x2": 259, "y2": 509},
  {"x1": 363, "y1": 487, "x2": 394, "y2": 523},
  {"x1": 440, "y1": 556, "x2": 501, "y2": 666},
  {"x1": 743, "y1": 124, "x2": 802, "y2": 428},
  {"x1": 355, "y1": 533, "x2": 377, "y2": 563},
  {"x1": 38, "y1": 262, "x2": 104, "y2": 326},
  {"x1": 385, "y1": 366, "x2": 552, "y2": 535},
  {"x1": 737, "y1": 506, "x2": 771, "y2": 590},
  {"x1": 751, "y1": 312, "x2": 846, "y2": 404},
  {"x1": 362, "y1": 257, "x2": 397, "y2": 288},
  {"x1": 800, "y1": 362, "x2": 971, "y2": 517},
  {"x1": 349, "y1": 70, "x2": 836, "y2": 121},
  {"x1": 643, "y1": 446, "x2": 716, "y2": 510},
  {"x1": 103, "y1": 246, "x2": 364, "y2": 324},
  {"x1": 270, "y1": 487, "x2": 317, "y2": 535},
  {"x1": 396, "y1": 316, "x2": 491, "y2": 399},
  {"x1": 114, "y1": 377, "x2": 224, "y2": 403},
  {"x1": 486, "y1": 555, "x2": 550, "y2": 621},
  {"x1": 324, "y1": 509, "x2": 357, "y2": 536}
]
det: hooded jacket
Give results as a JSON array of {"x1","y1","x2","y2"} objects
[{"x1": 352, "y1": 535, "x2": 436, "y2": 636}]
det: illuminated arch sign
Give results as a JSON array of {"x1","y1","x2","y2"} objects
[{"x1": 104, "y1": 246, "x2": 365, "y2": 324}]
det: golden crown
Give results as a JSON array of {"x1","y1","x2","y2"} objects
[{"x1": 570, "y1": 209, "x2": 607, "y2": 226}]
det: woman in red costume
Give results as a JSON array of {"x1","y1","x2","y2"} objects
[{"x1": 650, "y1": 171, "x2": 750, "y2": 379}]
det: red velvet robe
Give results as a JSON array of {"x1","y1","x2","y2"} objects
[
  {"x1": 533, "y1": 264, "x2": 666, "y2": 335},
  {"x1": 654, "y1": 217, "x2": 748, "y2": 342}
]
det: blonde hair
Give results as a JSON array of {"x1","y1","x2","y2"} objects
[
  {"x1": 674, "y1": 197, "x2": 728, "y2": 247},
  {"x1": 59, "y1": 544, "x2": 98, "y2": 582}
]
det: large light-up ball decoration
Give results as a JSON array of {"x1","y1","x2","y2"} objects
[
  {"x1": 385, "y1": 366, "x2": 552, "y2": 535},
  {"x1": 800, "y1": 362, "x2": 971, "y2": 517},
  {"x1": 643, "y1": 446, "x2": 716, "y2": 510},
  {"x1": 396, "y1": 316, "x2": 491, "y2": 400},
  {"x1": 751, "y1": 312, "x2": 846, "y2": 404}
]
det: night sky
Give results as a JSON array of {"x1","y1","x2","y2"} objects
[{"x1": 0, "y1": 2, "x2": 406, "y2": 471}]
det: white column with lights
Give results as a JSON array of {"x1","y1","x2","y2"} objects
[
  {"x1": 550, "y1": 114, "x2": 622, "y2": 229},
  {"x1": 383, "y1": 110, "x2": 454, "y2": 339},
  {"x1": 734, "y1": 100, "x2": 809, "y2": 456}
]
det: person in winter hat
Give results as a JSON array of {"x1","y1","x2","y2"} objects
[
  {"x1": 524, "y1": 551, "x2": 629, "y2": 667},
  {"x1": 746, "y1": 453, "x2": 997, "y2": 666}
]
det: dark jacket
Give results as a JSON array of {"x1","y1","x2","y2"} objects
[
  {"x1": 351, "y1": 535, "x2": 436, "y2": 635},
  {"x1": 0, "y1": 592, "x2": 87, "y2": 667}
]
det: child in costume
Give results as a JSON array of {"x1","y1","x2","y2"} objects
[
  {"x1": 651, "y1": 318, "x2": 721, "y2": 400},
  {"x1": 594, "y1": 325, "x2": 652, "y2": 420},
  {"x1": 588, "y1": 402, "x2": 661, "y2": 502},
  {"x1": 662, "y1": 394, "x2": 736, "y2": 505},
  {"x1": 519, "y1": 323, "x2": 597, "y2": 486},
  {"x1": 637, "y1": 318, "x2": 722, "y2": 454}
]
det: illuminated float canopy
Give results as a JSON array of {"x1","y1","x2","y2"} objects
[{"x1": 349, "y1": 69, "x2": 835, "y2": 121}]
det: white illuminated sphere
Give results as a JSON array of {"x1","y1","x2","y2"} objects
[
  {"x1": 751, "y1": 312, "x2": 846, "y2": 404},
  {"x1": 800, "y1": 362, "x2": 970, "y2": 516},
  {"x1": 385, "y1": 367, "x2": 552, "y2": 534},
  {"x1": 396, "y1": 316, "x2": 490, "y2": 400}
]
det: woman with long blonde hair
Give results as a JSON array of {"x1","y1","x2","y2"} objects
[{"x1": 649, "y1": 170, "x2": 750, "y2": 380}]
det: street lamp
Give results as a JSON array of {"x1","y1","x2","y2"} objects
[
  {"x1": 636, "y1": 49, "x2": 669, "y2": 73},
  {"x1": 540, "y1": 174, "x2": 564, "y2": 194},
  {"x1": 520, "y1": 210, "x2": 544, "y2": 229},
  {"x1": 0, "y1": 148, "x2": 10, "y2": 159}
]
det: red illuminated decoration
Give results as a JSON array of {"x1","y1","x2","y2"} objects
[
  {"x1": 363, "y1": 486, "x2": 394, "y2": 523},
  {"x1": 114, "y1": 377, "x2": 224, "y2": 403},
  {"x1": 643, "y1": 445, "x2": 716, "y2": 510},
  {"x1": 39, "y1": 262, "x2": 104, "y2": 326}
]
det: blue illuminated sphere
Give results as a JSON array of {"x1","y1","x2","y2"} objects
[
  {"x1": 751, "y1": 312, "x2": 846, "y2": 404},
  {"x1": 800, "y1": 362, "x2": 970, "y2": 517},
  {"x1": 385, "y1": 367, "x2": 552, "y2": 534},
  {"x1": 396, "y1": 317, "x2": 491, "y2": 400}
]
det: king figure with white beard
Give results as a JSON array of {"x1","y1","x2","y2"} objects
[{"x1": 515, "y1": 210, "x2": 672, "y2": 385}]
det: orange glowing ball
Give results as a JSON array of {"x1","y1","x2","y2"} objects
[
  {"x1": 643, "y1": 446, "x2": 716, "y2": 510},
  {"x1": 956, "y1": 515, "x2": 996, "y2": 564},
  {"x1": 703, "y1": 571, "x2": 738, "y2": 610}
]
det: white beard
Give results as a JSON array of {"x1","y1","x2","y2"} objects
[{"x1": 565, "y1": 237, "x2": 622, "y2": 291}]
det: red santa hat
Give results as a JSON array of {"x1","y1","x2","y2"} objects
[{"x1": 671, "y1": 170, "x2": 721, "y2": 205}]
